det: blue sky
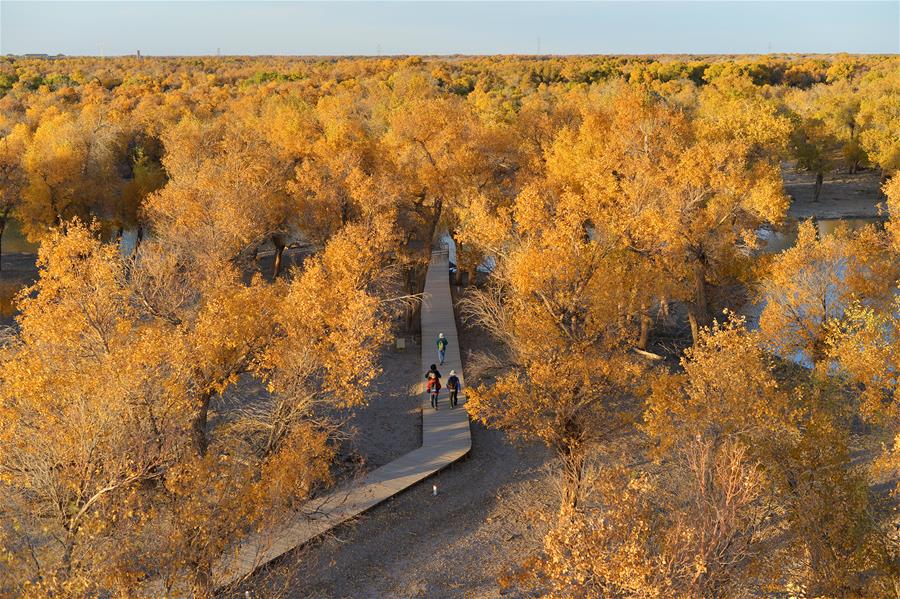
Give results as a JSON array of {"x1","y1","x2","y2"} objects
[{"x1": 2, "y1": 1, "x2": 898, "y2": 56}]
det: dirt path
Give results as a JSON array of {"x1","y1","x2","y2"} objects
[{"x1": 230, "y1": 283, "x2": 553, "y2": 599}]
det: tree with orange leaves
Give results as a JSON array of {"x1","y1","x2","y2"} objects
[
  {"x1": 549, "y1": 317, "x2": 898, "y2": 598},
  {"x1": 536, "y1": 437, "x2": 771, "y2": 598},
  {"x1": 0, "y1": 210, "x2": 397, "y2": 596},
  {"x1": 885, "y1": 173, "x2": 900, "y2": 251},
  {"x1": 824, "y1": 175, "x2": 900, "y2": 498},
  {"x1": 19, "y1": 106, "x2": 126, "y2": 242},
  {"x1": 542, "y1": 86, "x2": 789, "y2": 345},
  {"x1": 462, "y1": 178, "x2": 647, "y2": 516},
  {"x1": 144, "y1": 113, "x2": 293, "y2": 281},
  {"x1": 0, "y1": 124, "x2": 28, "y2": 269},
  {"x1": 757, "y1": 220, "x2": 897, "y2": 368}
]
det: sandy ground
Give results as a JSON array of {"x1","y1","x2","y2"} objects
[
  {"x1": 784, "y1": 166, "x2": 886, "y2": 220},
  {"x1": 228, "y1": 283, "x2": 554, "y2": 599},
  {"x1": 337, "y1": 339, "x2": 424, "y2": 469}
]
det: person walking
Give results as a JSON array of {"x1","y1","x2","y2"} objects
[
  {"x1": 446, "y1": 370, "x2": 461, "y2": 409},
  {"x1": 425, "y1": 364, "x2": 442, "y2": 410},
  {"x1": 437, "y1": 333, "x2": 448, "y2": 365},
  {"x1": 426, "y1": 373, "x2": 442, "y2": 410}
]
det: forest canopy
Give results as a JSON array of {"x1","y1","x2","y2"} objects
[{"x1": 0, "y1": 53, "x2": 898, "y2": 597}]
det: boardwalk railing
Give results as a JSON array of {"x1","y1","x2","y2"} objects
[{"x1": 212, "y1": 249, "x2": 472, "y2": 590}]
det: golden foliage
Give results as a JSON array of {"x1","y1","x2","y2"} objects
[
  {"x1": 0, "y1": 53, "x2": 897, "y2": 596},
  {"x1": 0, "y1": 213, "x2": 396, "y2": 593},
  {"x1": 537, "y1": 438, "x2": 770, "y2": 599},
  {"x1": 758, "y1": 220, "x2": 897, "y2": 366}
]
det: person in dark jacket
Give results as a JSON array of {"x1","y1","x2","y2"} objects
[
  {"x1": 425, "y1": 363, "x2": 442, "y2": 381},
  {"x1": 446, "y1": 370, "x2": 461, "y2": 408}
]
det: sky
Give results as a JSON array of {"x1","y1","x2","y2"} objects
[{"x1": 1, "y1": 1, "x2": 898, "y2": 56}]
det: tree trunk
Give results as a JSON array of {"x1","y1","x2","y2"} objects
[
  {"x1": 272, "y1": 245, "x2": 284, "y2": 281},
  {"x1": 61, "y1": 535, "x2": 75, "y2": 577},
  {"x1": 805, "y1": 537, "x2": 833, "y2": 599},
  {"x1": 811, "y1": 335, "x2": 828, "y2": 370},
  {"x1": 190, "y1": 561, "x2": 215, "y2": 599},
  {"x1": 272, "y1": 234, "x2": 286, "y2": 281},
  {"x1": 688, "y1": 311, "x2": 700, "y2": 345},
  {"x1": 690, "y1": 259, "x2": 709, "y2": 345},
  {"x1": 467, "y1": 267, "x2": 477, "y2": 287},
  {"x1": 560, "y1": 449, "x2": 585, "y2": 517},
  {"x1": 616, "y1": 301, "x2": 627, "y2": 333},
  {"x1": 404, "y1": 267, "x2": 425, "y2": 335},
  {"x1": 130, "y1": 225, "x2": 144, "y2": 261},
  {"x1": 340, "y1": 199, "x2": 350, "y2": 226},
  {"x1": 638, "y1": 301, "x2": 652, "y2": 351},
  {"x1": 693, "y1": 262, "x2": 708, "y2": 322},
  {"x1": 454, "y1": 241, "x2": 463, "y2": 286},
  {"x1": 812, "y1": 171, "x2": 824, "y2": 203},
  {"x1": 191, "y1": 392, "x2": 213, "y2": 457},
  {"x1": 0, "y1": 219, "x2": 5, "y2": 273},
  {"x1": 428, "y1": 197, "x2": 444, "y2": 246},
  {"x1": 406, "y1": 298, "x2": 416, "y2": 334}
]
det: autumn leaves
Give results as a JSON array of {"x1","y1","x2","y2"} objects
[
  {"x1": 0, "y1": 53, "x2": 897, "y2": 597},
  {"x1": 459, "y1": 87, "x2": 899, "y2": 595},
  {"x1": 0, "y1": 59, "x2": 517, "y2": 596}
]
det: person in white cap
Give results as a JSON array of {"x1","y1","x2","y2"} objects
[
  {"x1": 436, "y1": 332, "x2": 448, "y2": 365},
  {"x1": 446, "y1": 370, "x2": 461, "y2": 408}
]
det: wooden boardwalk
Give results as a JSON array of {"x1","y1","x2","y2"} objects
[{"x1": 215, "y1": 248, "x2": 471, "y2": 588}]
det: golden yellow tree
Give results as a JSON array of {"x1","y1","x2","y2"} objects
[
  {"x1": 0, "y1": 223, "x2": 176, "y2": 594},
  {"x1": 143, "y1": 113, "x2": 293, "y2": 281},
  {"x1": 536, "y1": 437, "x2": 770, "y2": 598},
  {"x1": 857, "y1": 65, "x2": 900, "y2": 177},
  {"x1": 885, "y1": 173, "x2": 900, "y2": 251},
  {"x1": 0, "y1": 123, "x2": 28, "y2": 269},
  {"x1": 463, "y1": 180, "x2": 647, "y2": 515},
  {"x1": 380, "y1": 73, "x2": 518, "y2": 327},
  {"x1": 646, "y1": 318, "x2": 896, "y2": 597},
  {"x1": 829, "y1": 298, "x2": 900, "y2": 491},
  {"x1": 787, "y1": 111, "x2": 838, "y2": 202},
  {"x1": 19, "y1": 106, "x2": 125, "y2": 242},
  {"x1": 0, "y1": 209, "x2": 397, "y2": 596},
  {"x1": 545, "y1": 86, "x2": 788, "y2": 343},
  {"x1": 758, "y1": 220, "x2": 897, "y2": 367}
]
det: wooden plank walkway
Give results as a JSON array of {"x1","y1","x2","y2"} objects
[{"x1": 214, "y1": 248, "x2": 471, "y2": 588}]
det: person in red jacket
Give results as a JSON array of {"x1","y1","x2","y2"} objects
[{"x1": 426, "y1": 374, "x2": 442, "y2": 410}]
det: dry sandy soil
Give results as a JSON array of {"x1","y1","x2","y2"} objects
[
  {"x1": 784, "y1": 166, "x2": 886, "y2": 220},
  {"x1": 228, "y1": 285, "x2": 554, "y2": 599},
  {"x1": 335, "y1": 338, "x2": 424, "y2": 470}
]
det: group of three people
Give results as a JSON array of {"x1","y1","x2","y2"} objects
[{"x1": 425, "y1": 333, "x2": 460, "y2": 410}]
